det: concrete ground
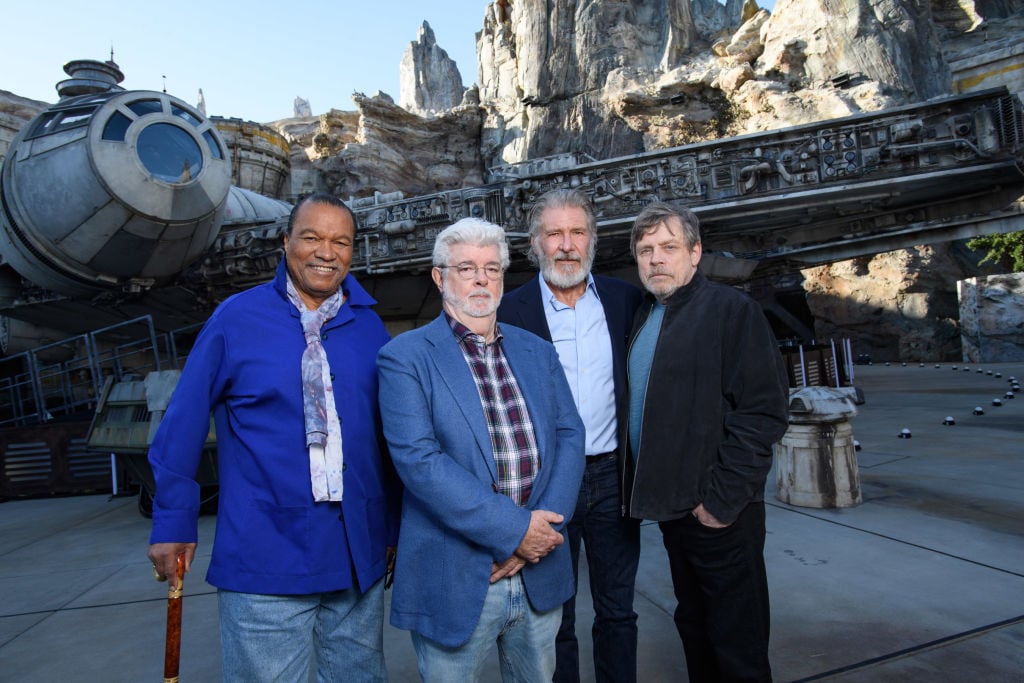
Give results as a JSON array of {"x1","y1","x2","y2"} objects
[{"x1": 1, "y1": 362, "x2": 1022, "y2": 682}]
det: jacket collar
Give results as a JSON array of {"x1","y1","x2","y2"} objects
[{"x1": 651, "y1": 270, "x2": 707, "y2": 309}]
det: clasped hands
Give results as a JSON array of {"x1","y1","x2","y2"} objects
[{"x1": 490, "y1": 509, "x2": 564, "y2": 583}]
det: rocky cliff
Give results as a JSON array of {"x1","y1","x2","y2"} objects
[
  {"x1": 383, "y1": 0, "x2": 1021, "y2": 361},
  {"x1": 294, "y1": 1, "x2": 1021, "y2": 201},
  {"x1": 0, "y1": 89, "x2": 46, "y2": 161},
  {"x1": 959, "y1": 272, "x2": 1024, "y2": 362},
  {"x1": 400, "y1": 22, "x2": 465, "y2": 117}
]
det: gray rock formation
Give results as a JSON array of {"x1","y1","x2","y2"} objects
[
  {"x1": 477, "y1": 0, "x2": 708, "y2": 164},
  {"x1": 316, "y1": 93, "x2": 483, "y2": 199},
  {"x1": 802, "y1": 244, "x2": 1006, "y2": 361},
  {"x1": 757, "y1": 0, "x2": 951, "y2": 99},
  {"x1": 467, "y1": 0, "x2": 969, "y2": 168},
  {"x1": 268, "y1": 108, "x2": 360, "y2": 199},
  {"x1": 959, "y1": 273, "x2": 1024, "y2": 362},
  {"x1": 399, "y1": 21, "x2": 465, "y2": 117},
  {"x1": 0, "y1": 89, "x2": 46, "y2": 161},
  {"x1": 293, "y1": 96, "x2": 312, "y2": 118}
]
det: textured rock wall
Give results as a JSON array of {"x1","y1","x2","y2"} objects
[
  {"x1": 467, "y1": 0, "x2": 964, "y2": 167},
  {"x1": 303, "y1": 0, "x2": 1018, "y2": 201},
  {"x1": 476, "y1": 0, "x2": 707, "y2": 165},
  {"x1": 314, "y1": 93, "x2": 483, "y2": 199},
  {"x1": 802, "y1": 244, "x2": 1005, "y2": 361},
  {"x1": 757, "y1": 0, "x2": 951, "y2": 99},
  {"x1": 268, "y1": 108, "x2": 361, "y2": 200},
  {"x1": 399, "y1": 22, "x2": 465, "y2": 117},
  {"x1": 0, "y1": 90, "x2": 46, "y2": 161},
  {"x1": 959, "y1": 273, "x2": 1024, "y2": 363}
]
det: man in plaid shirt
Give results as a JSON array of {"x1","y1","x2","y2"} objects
[{"x1": 378, "y1": 217, "x2": 585, "y2": 681}]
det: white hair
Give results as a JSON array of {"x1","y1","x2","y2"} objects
[{"x1": 432, "y1": 217, "x2": 510, "y2": 268}]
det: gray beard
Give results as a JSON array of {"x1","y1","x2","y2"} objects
[
  {"x1": 540, "y1": 257, "x2": 590, "y2": 289},
  {"x1": 443, "y1": 287, "x2": 500, "y2": 319}
]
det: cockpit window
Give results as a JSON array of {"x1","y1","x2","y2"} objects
[
  {"x1": 136, "y1": 122, "x2": 204, "y2": 184},
  {"x1": 202, "y1": 129, "x2": 223, "y2": 159},
  {"x1": 127, "y1": 99, "x2": 163, "y2": 117},
  {"x1": 101, "y1": 112, "x2": 132, "y2": 141},
  {"x1": 171, "y1": 105, "x2": 201, "y2": 126},
  {"x1": 27, "y1": 106, "x2": 98, "y2": 139}
]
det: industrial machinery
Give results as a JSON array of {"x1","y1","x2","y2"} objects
[
  {"x1": 2, "y1": 59, "x2": 1021, "y2": 503},
  {"x1": 337, "y1": 87, "x2": 1024, "y2": 282},
  {"x1": 86, "y1": 369, "x2": 217, "y2": 516},
  {"x1": 0, "y1": 59, "x2": 290, "y2": 334},
  {"x1": 1, "y1": 59, "x2": 1023, "y2": 334}
]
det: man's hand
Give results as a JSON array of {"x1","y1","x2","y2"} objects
[
  {"x1": 693, "y1": 503, "x2": 729, "y2": 529},
  {"x1": 514, "y1": 509, "x2": 564, "y2": 563},
  {"x1": 147, "y1": 542, "x2": 197, "y2": 589},
  {"x1": 490, "y1": 555, "x2": 527, "y2": 583}
]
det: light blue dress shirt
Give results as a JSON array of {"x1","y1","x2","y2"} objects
[{"x1": 540, "y1": 274, "x2": 617, "y2": 456}]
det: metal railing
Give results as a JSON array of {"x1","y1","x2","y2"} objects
[{"x1": 0, "y1": 315, "x2": 203, "y2": 428}]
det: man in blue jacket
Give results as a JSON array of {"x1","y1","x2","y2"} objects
[
  {"x1": 147, "y1": 193, "x2": 401, "y2": 681},
  {"x1": 378, "y1": 217, "x2": 585, "y2": 681},
  {"x1": 498, "y1": 188, "x2": 643, "y2": 683}
]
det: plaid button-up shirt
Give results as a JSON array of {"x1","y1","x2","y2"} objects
[{"x1": 447, "y1": 314, "x2": 540, "y2": 506}]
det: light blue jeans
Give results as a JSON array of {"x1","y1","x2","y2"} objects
[
  {"x1": 218, "y1": 578, "x2": 386, "y2": 682},
  {"x1": 411, "y1": 574, "x2": 560, "y2": 682}
]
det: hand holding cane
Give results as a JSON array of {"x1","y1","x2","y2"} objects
[{"x1": 162, "y1": 553, "x2": 185, "y2": 683}]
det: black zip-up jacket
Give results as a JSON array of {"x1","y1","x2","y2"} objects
[{"x1": 622, "y1": 271, "x2": 790, "y2": 524}]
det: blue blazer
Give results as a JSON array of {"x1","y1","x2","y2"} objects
[
  {"x1": 377, "y1": 315, "x2": 585, "y2": 647},
  {"x1": 497, "y1": 273, "x2": 643, "y2": 436},
  {"x1": 150, "y1": 262, "x2": 401, "y2": 595}
]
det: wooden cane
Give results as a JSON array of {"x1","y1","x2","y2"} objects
[{"x1": 163, "y1": 554, "x2": 185, "y2": 683}]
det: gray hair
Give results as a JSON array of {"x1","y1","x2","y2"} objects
[
  {"x1": 526, "y1": 188, "x2": 597, "y2": 267},
  {"x1": 629, "y1": 202, "x2": 701, "y2": 258},
  {"x1": 433, "y1": 217, "x2": 510, "y2": 268}
]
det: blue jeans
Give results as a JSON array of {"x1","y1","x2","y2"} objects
[
  {"x1": 555, "y1": 453, "x2": 641, "y2": 683},
  {"x1": 411, "y1": 574, "x2": 560, "y2": 682},
  {"x1": 218, "y1": 578, "x2": 386, "y2": 682}
]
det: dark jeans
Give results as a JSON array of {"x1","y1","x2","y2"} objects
[
  {"x1": 659, "y1": 501, "x2": 772, "y2": 683},
  {"x1": 554, "y1": 453, "x2": 641, "y2": 683}
]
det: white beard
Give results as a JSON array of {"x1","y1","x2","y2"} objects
[
  {"x1": 538, "y1": 246, "x2": 594, "y2": 289},
  {"x1": 443, "y1": 286, "x2": 501, "y2": 319}
]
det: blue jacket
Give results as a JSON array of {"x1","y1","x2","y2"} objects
[
  {"x1": 377, "y1": 315, "x2": 585, "y2": 647},
  {"x1": 149, "y1": 261, "x2": 401, "y2": 595}
]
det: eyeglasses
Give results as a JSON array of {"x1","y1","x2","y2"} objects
[{"x1": 440, "y1": 263, "x2": 504, "y2": 281}]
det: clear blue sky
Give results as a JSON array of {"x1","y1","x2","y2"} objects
[
  {"x1": 1, "y1": 1, "x2": 491, "y2": 122},
  {"x1": 2, "y1": 1, "x2": 771, "y2": 123}
]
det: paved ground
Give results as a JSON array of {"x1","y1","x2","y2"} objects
[{"x1": 1, "y1": 362, "x2": 1022, "y2": 681}]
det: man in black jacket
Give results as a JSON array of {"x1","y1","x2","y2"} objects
[
  {"x1": 626, "y1": 202, "x2": 789, "y2": 682},
  {"x1": 498, "y1": 189, "x2": 643, "y2": 683}
]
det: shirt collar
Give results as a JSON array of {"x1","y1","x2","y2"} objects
[
  {"x1": 538, "y1": 272, "x2": 598, "y2": 312},
  {"x1": 444, "y1": 311, "x2": 504, "y2": 347}
]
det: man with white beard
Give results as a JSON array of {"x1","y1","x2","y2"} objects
[
  {"x1": 377, "y1": 217, "x2": 585, "y2": 681},
  {"x1": 498, "y1": 189, "x2": 644, "y2": 683}
]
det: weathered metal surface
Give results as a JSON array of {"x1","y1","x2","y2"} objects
[
  {"x1": 1, "y1": 66, "x2": 1022, "y2": 334},
  {"x1": 0, "y1": 420, "x2": 98, "y2": 498}
]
